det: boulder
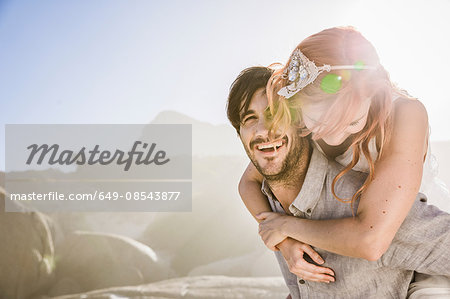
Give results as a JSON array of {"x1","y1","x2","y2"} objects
[
  {"x1": 49, "y1": 231, "x2": 170, "y2": 296},
  {"x1": 0, "y1": 192, "x2": 55, "y2": 299}
]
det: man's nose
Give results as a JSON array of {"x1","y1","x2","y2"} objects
[{"x1": 255, "y1": 117, "x2": 269, "y2": 137}]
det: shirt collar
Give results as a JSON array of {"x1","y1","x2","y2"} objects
[
  {"x1": 289, "y1": 145, "x2": 328, "y2": 215},
  {"x1": 260, "y1": 145, "x2": 329, "y2": 215},
  {"x1": 261, "y1": 179, "x2": 273, "y2": 198}
]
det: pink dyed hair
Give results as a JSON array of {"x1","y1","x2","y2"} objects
[{"x1": 267, "y1": 26, "x2": 415, "y2": 206}]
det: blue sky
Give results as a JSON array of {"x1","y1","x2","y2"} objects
[{"x1": 1, "y1": 0, "x2": 450, "y2": 170}]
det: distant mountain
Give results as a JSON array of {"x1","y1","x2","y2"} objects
[{"x1": 151, "y1": 110, "x2": 245, "y2": 157}]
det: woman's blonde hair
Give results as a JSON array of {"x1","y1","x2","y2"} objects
[{"x1": 267, "y1": 26, "x2": 415, "y2": 207}]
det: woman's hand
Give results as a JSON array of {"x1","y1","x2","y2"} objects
[
  {"x1": 277, "y1": 238, "x2": 335, "y2": 283},
  {"x1": 256, "y1": 212, "x2": 290, "y2": 251}
]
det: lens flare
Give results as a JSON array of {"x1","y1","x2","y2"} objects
[
  {"x1": 354, "y1": 61, "x2": 366, "y2": 70},
  {"x1": 341, "y1": 69, "x2": 351, "y2": 81},
  {"x1": 320, "y1": 74, "x2": 342, "y2": 94}
]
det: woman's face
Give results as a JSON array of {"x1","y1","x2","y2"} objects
[{"x1": 301, "y1": 98, "x2": 371, "y2": 146}]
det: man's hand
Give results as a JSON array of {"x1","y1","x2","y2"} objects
[
  {"x1": 277, "y1": 238, "x2": 335, "y2": 283},
  {"x1": 256, "y1": 212, "x2": 289, "y2": 250}
]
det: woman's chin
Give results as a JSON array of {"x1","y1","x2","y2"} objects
[{"x1": 322, "y1": 138, "x2": 346, "y2": 147}]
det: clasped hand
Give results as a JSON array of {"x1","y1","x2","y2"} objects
[
  {"x1": 257, "y1": 212, "x2": 335, "y2": 283},
  {"x1": 256, "y1": 211, "x2": 289, "y2": 251}
]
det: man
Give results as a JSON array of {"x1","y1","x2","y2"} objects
[{"x1": 226, "y1": 66, "x2": 450, "y2": 298}]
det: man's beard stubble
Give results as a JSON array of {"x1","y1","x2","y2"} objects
[{"x1": 247, "y1": 132, "x2": 311, "y2": 187}]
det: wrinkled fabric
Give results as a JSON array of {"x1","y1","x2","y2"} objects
[{"x1": 262, "y1": 146, "x2": 450, "y2": 298}]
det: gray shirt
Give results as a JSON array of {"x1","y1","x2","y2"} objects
[{"x1": 262, "y1": 146, "x2": 450, "y2": 298}]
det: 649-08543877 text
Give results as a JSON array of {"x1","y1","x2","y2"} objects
[{"x1": 9, "y1": 191, "x2": 181, "y2": 201}]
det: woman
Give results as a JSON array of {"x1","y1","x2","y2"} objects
[{"x1": 239, "y1": 27, "x2": 450, "y2": 290}]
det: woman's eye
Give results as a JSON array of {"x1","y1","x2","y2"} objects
[{"x1": 349, "y1": 120, "x2": 360, "y2": 127}]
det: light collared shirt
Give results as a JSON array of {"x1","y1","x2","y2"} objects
[{"x1": 262, "y1": 145, "x2": 450, "y2": 298}]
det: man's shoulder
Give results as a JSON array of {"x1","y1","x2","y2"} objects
[{"x1": 326, "y1": 157, "x2": 368, "y2": 180}]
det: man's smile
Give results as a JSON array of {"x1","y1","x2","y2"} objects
[{"x1": 253, "y1": 136, "x2": 288, "y2": 157}]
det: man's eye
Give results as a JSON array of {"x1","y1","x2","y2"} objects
[{"x1": 243, "y1": 116, "x2": 256, "y2": 123}]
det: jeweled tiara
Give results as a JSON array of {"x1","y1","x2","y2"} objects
[{"x1": 278, "y1": 49, "x2": 376, "y2": 99}]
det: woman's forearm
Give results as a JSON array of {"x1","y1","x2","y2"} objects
[
  {"x1": 280, "y1": 216, "x2": 383, "y2": 261},
  {"x1": 239, "y1": 162, "x2": 273, "y2": 223},
  {"x1": 239, "y1": 178, "x2": 272, "y2": 223}
]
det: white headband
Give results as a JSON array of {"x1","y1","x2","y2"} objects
[{"x1": 278, "y1": 49, "x2": 376, "y2": 99}]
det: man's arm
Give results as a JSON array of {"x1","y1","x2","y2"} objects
[{"x1": 277, "y1": 238, "x2": 335, "y2": 283}]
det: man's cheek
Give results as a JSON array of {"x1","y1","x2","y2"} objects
[{"x1": 238, "y1": 132, "x2": 248, "y2": 149}]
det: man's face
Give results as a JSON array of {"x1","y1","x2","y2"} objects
[{"x1": 239, "y1": 88, "x2": 304, "y2": 181}]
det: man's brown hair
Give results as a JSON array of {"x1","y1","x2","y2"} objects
[{"x1": 226, "y1": 66, "x2": 274, "y2": 134}]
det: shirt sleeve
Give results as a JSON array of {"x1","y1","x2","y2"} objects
[{"x1": 380, "y1": 194, "x2": 450, "y2": 276}]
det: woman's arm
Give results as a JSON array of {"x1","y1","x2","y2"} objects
[
  {"x1": 239, "y1": 162, "x2": 273, "y2": 223},
  {"x1": 258, "y1": 99, "x2": 429, "y2": 261}
]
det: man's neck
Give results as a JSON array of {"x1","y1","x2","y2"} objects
[{"x1": 266, "y1": 141, "x2": 312, "y2": 210}]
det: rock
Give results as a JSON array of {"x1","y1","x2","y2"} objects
[
  {"x1": 48, "y1": 231, "x2": 170, "y2": 296},
  {"x1": 188, "y1": 249, "x2": 281, "y2": 277},
  {"x1": 0, "y1": 192, "x2": 55, "y2": 299}
]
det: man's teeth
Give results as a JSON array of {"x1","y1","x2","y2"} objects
[{"x1": 257, "y1": 140, "x2": 283, "y2": 150}]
